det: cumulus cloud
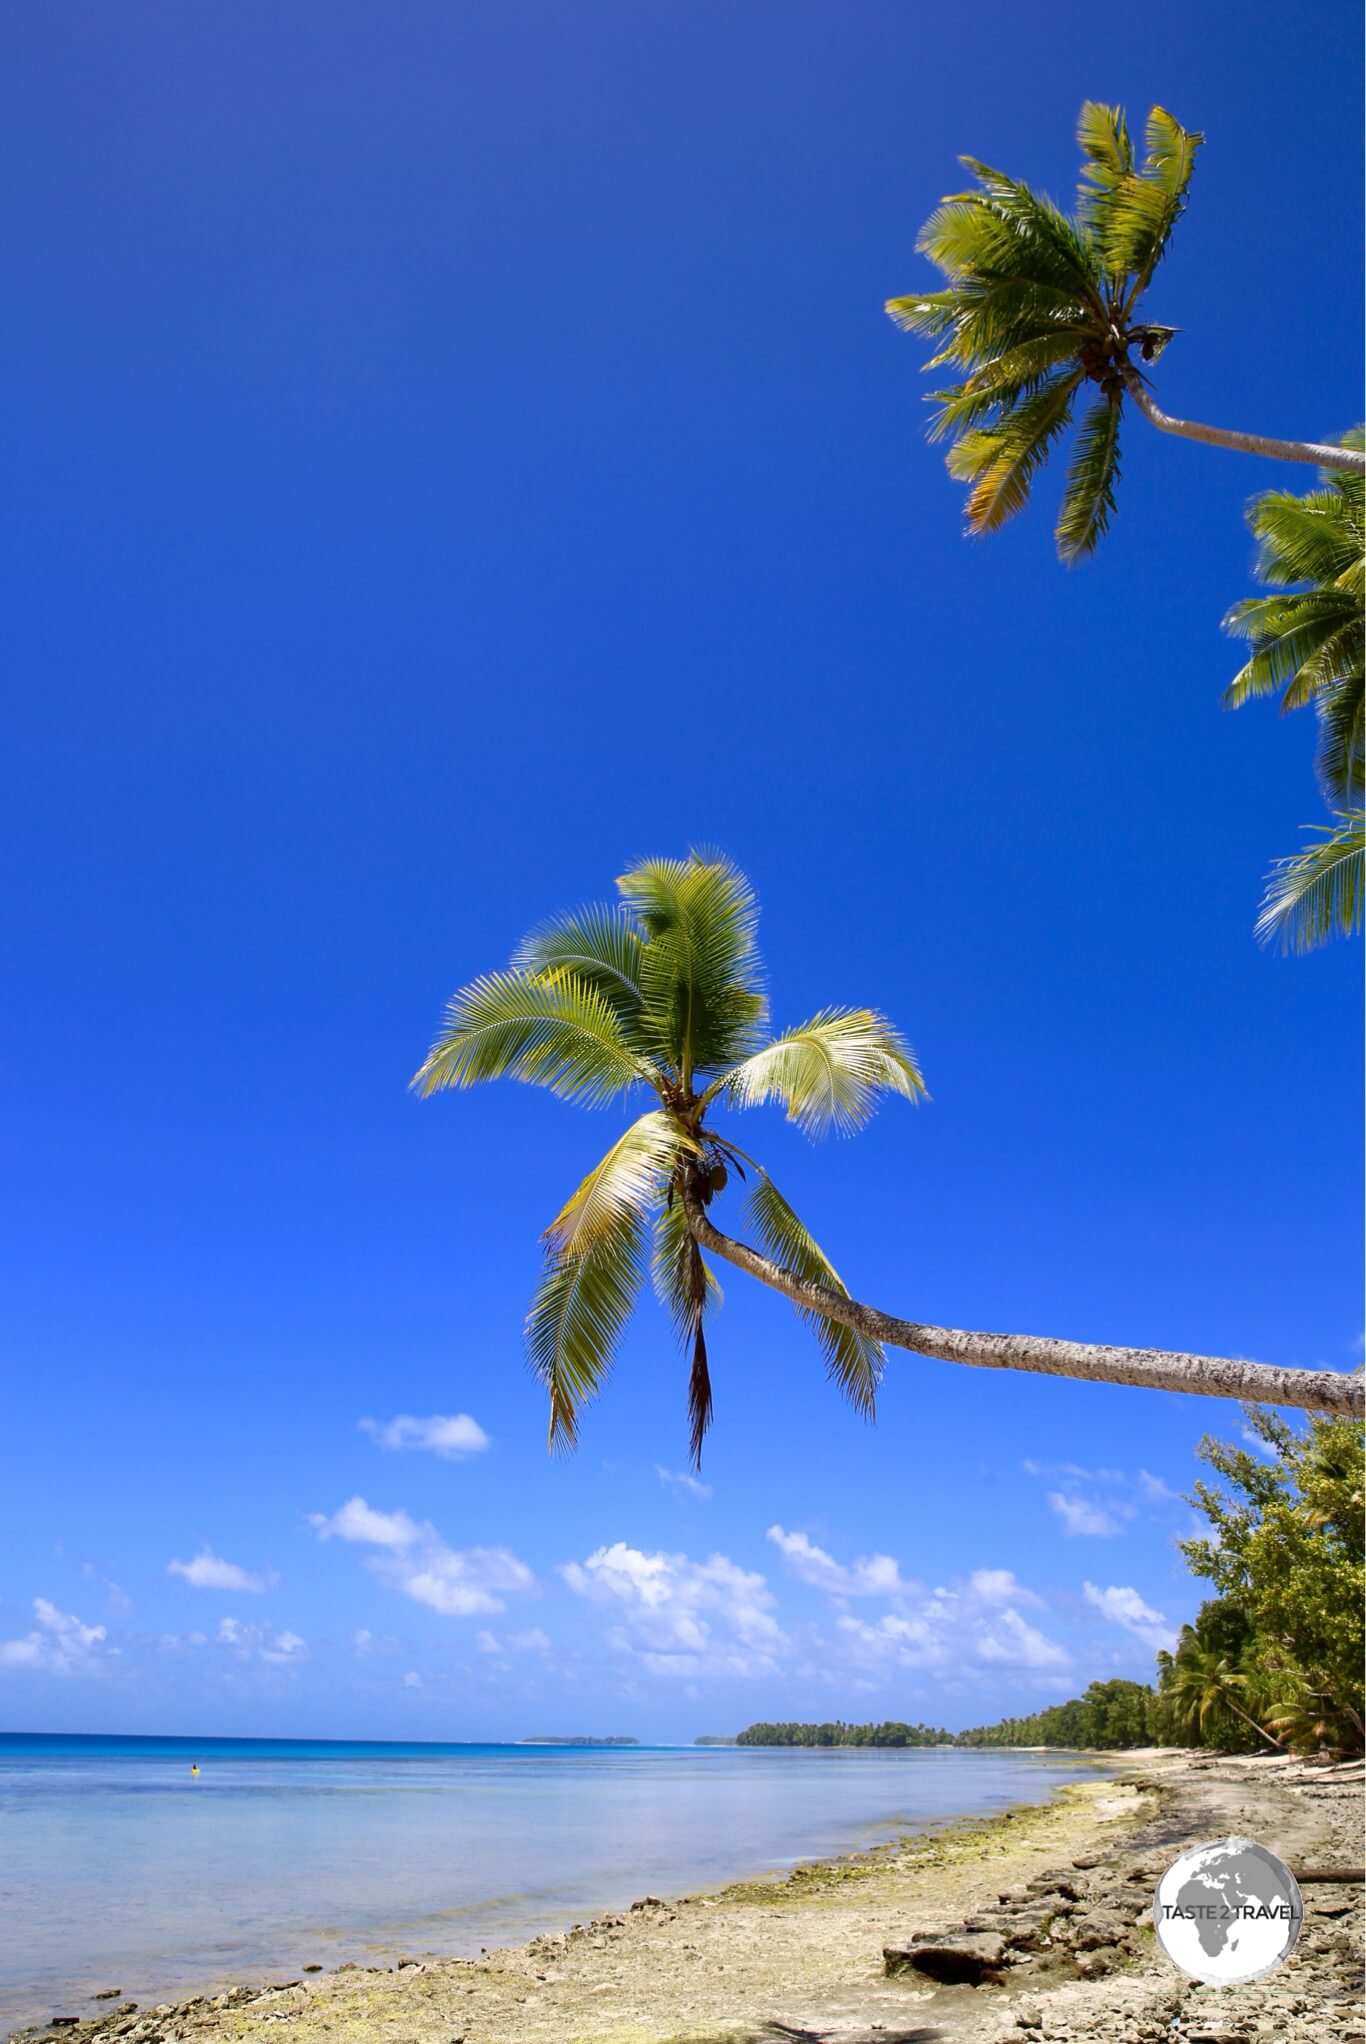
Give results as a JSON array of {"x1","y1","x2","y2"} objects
[
  {"x1": 562, "y1": 1542, "x2": 784, "y2": 1681},
  {"x1": 655, "y1": 1466, "x2": 713, "y2": 1500},
  {"x1": 168, "y1": 1547, "x2": 272, "y2": 1593},
  {"x1": 766, "y1": 1525, "x2": 909, "y2": 1598},
  {"x1": 309, "y1": 1499, "x2": 421, "y2": 1549},
  {"x1": 310, "y1": 1496, "x2": 535, "y2": 1619},
  {"x1": 0, "y1": 1599, "x2": 108, "y2": 1676},
  {"x1": 477, "y1": 1626, "x2": 551, "y2": 1655},
  {"x1": 1047, "y1": 1492, "x2": 1123, "y2": 1538},
  {"x1": 217, "y1": 1617, "x2": 307, "y2": 1665},
  {"x1": 1083, "y1": 1581, "x2": 1176, "y2": 1653},
  {"x1": 360, "y1": 1413, "x2": 491, "y2": 1460},
  {"x1": 968, "y1": 1568, "x2": 1044, "y2": 1609},
  {"x1": 834, "y1": 1570, "x2": 1067, "y2": 1676}
]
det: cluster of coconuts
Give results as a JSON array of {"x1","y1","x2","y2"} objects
[{"x1": 696, "y1": 1157, "x2": 728, "y2": 1206}]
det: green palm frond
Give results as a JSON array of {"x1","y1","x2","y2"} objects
[
  {"x1": 718, "y1": 1008, "x2": 925, "y2": 1135},
  {"x1": 1102, "y1": 107, "x2": 1203, "y2": 297},
  {"x1": 652, "y1": 1194, "x2": 723, "y2": 1465},
  {"x1": 948, "y1": 369, "x2": 1084, "y2": 534},
  {"x1": 411, "y1": 969, "x2": 656, "y2": 1104},
  {"x1": 544, "y1": 1111, "x2": 688, "y2": 1257},
  {"x1": 618, "y1": 853, "x2": 767, "y2": 1081},
  {"x1": 527, "y1": 1207, "x2": 646, "y2": 1453},
  {"x1": 888, "y1": 101, "x2": 1203, "y2": 559},
  {"x1": 1316, "y1": 674, "x2": 1365, "y2": 806},
  {"x1": 1075, "y1": 101, "x2": 1133, "y2": 251},
  {"x1": 745, "y1": 1173, "x2": 882, "y2": 1419},
  {"x1": 512, "y1": 904, "x2": 646, "y2": 1041},
  {"x1": 1256, "y1": 811, "x2": 1364, "y2": 953},
  {"x1": 1056, "y1": 393, "x2": 1122, "y2": 562}
]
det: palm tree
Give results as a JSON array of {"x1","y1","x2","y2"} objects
[
  {"x1": 1165, "y1": 1645, "x2": 1284, "y2": 1752},
  {"x1": 885, "y1": 103, "x2": 1365, "y2": 562},
  {"x1": 413, "y1": 852, "x2": 1362, "y2": 1455},
  {"x1": 1223, "y1": 442, "x2": 1364, "y2": 949},
  {"x1": 413, "y1": 853, "x2": 924, "y2": 1460}
]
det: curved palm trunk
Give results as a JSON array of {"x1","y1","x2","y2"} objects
[
  {"x1": 1221, "y1": 1694, "x2": 1285, "y2": 1752},
  {"x1": 1124, "y1": 374, "x2": 1366, "y2": 474},
  {"x1": 682, "y1": 1187, "x2": 1364, "y2": 1417}
]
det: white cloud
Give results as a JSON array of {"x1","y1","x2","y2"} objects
[
  {"x1": 217, "y1": 1616, "x2": 307, "y2": 1665},
  {"x1": 1083, "y1": 1581, "x2": 1176, "y2": 1653},
  {"x1": 766, "y1": 1525, "x2": 910, "y2": 1598},
  {"x1": 562, "y1": 1542, "x2": 784, "y2": 1681},
  {"x1": 655, "y1": 1466, "x2": 713, "y2": 1500},
  {"x1": 1047, "y1": 1492, "x2": 1122, "y2": 1538},
  {"x1": 310, "y1": 1496, "x2": 535, "y2": 1619},
  {"x1": 0, "y1": 1599, "x2": 108, "y2": 1676},
  {"x1": 968, "y1": 1568, "x2": 1044, "y2": 1609},
  {"x1": 975, "y1": 1607, "x2": 1070, "y2": 1670},
  {"x1": 834, "y1": 1571, "x2": 1067, "y2": 1677},
  {"x1": 351, "y1": 1628, "x2": 402, "y2": 1658},
  {"x1": 309, "y1": 1498, "x2": 421, "y2": 1548},
  {"x1": 168, "y1": 1547, "x2": 272, "y2": 1593},
  {"x1": 1136, "y1": 1470, "x2": 1178, "y2": 1503},
  {"x1": 360, "y1": 1413, "x2": 491, "y2": 1460},
  {"x1": 402, "y1": 1670, "x2": 423, "y2": 1689},
  {"x1": 474, "y1": 1625, "x2": 551, "y2": 1657}
]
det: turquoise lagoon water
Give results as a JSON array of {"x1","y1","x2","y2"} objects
[{"x1": 0, "y1": 1734, "x2": 1110, "y2": 2032}]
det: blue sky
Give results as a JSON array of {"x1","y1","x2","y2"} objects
[{"x1": 2, "y1": 1, "x2": 1360, "y2": 1741}]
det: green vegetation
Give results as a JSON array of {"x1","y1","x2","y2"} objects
[
  {"x1": 1224, "y1": 445, "x2": 1363, "y2": 949},
  {"x1": 735, "y1": 1720, "x2": 951, "y2": 1748},
  {"x1": 1156, "y1": 1410, "x2": 1365, "y2": 1754},
  {"x1": 887, "y1": 102, "x2": 1363, "y2": 562},
  {"x1": 412, "y1": 852, "x2": 922, "y2": 1462},
  {"x1": 739, "y1": 1415, "x2": 1363, "y2": 1758},
  {"x1": 956, "y1": 1680, "x2": 1155, "y2": 1750}
]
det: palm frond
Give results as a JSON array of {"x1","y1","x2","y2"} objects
[
  {"x1": 1103, "y1": 106, "x2": 1203, "y2": 296},
  {"x1": 1075, "y1": 101, "x2": 1133, "y2": 253},
  {"x1": 651, "y1": 1194, "x2": 722, "y2": 1467},
  {"x1": 527, "y1": 1207, "x2": 645, "y2": 1452},
  {"x1": 512, "y1": 904, "x2": 646, "y2": 1040},
  {"x1": 544, "y1": 1111, "x2": 687, "y2": 1257},
  {"x1": 745, "y1": 1173, "x2": 882, "y2": 1419},
  {"x1": 1056, "y1": 393, "x2": 1122, "y2": 562},
  {"x1": 411, "y1": 969, "x2": 655, "y2": 1104},
  {"x1": 1315, "y1": 672, "x2": 1365, "y2": 807},
  {"x1": 1256, "y1": 811, "x2": 1364, "y2": 952},
  {"x1": 618, "y1": 852, "x2": 767, "y2": 1081},
  {"x1": 949, "y1": 370, "x2": 1083, "y2": 534},
  {"x1": 719, "y1": 1008, "x2": 925, "y2": 1136}
]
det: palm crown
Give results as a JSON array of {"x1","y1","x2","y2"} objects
[
  {"x1": 886, "y1": 101, "x2": 1202, "y2": 560},
  {"x1": 1224, "y1": 442, "x2": 1364, "y2": 949},
  {"x1": 412, "y1": 854, "x2": 924, "y2": 1462}
]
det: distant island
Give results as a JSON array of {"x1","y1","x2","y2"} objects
[
  {"x1": 735, "y1": 1720, "x2": 952, "y2": 1748},
  {"x1": 693, "y1": 1736, "x2": 737, "y2": 1746},
  {"x1": 518, "y1": 1736, "x2": 640, "y2": 1747}
]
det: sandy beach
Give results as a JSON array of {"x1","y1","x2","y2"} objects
[{"x1": 14, "y1": 1748, "x2": 1361, "y2": 2044}]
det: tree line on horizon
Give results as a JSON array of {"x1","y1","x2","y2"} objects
[{"x1": 734, "y1": 1412, "x2": 1364, "y2": 1760}]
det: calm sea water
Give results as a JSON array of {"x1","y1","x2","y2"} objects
[{"x1": 0, "y1": 1733, "x2": 1109, "y2": 2033}]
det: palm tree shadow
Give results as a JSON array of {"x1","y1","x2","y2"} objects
[{"x1": 693, "y1": 2023, "x2": 947, "y2": 2044}]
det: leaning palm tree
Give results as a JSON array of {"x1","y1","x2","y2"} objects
[
  {"x1": 413, "y1": 852, "x2": 1362, "y2": 1455},
  {"x1": 1165, "y1": 1645, "x2": 1284, "y2": 1753},
  {"x1": 886, "y1": 103, "x2": 1364, "y2": 562},
  {"x1": 1224, "y1": 441, "x2": 1364, "y2": 949}
]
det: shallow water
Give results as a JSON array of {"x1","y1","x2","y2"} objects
[{"x1": 0, "y1": 1733, "x2": 1110, "y2": 2032}]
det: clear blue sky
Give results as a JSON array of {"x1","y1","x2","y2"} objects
[{"x1": 2, "y1": 0, "x2": 1360, "y2": 1741}]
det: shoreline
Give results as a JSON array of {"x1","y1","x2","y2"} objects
[{"x1": 9, "y1": 1748, "x2": 1361, "y2": 2044}]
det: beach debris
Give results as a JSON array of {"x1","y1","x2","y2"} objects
[{"x1": 90, "y1": 1994, "x2": 122, "y2": 2003}]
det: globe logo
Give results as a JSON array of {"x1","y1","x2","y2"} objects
[{"x1": 1153, "y1": 1837, "x2": 1303, "y2": 1985}]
